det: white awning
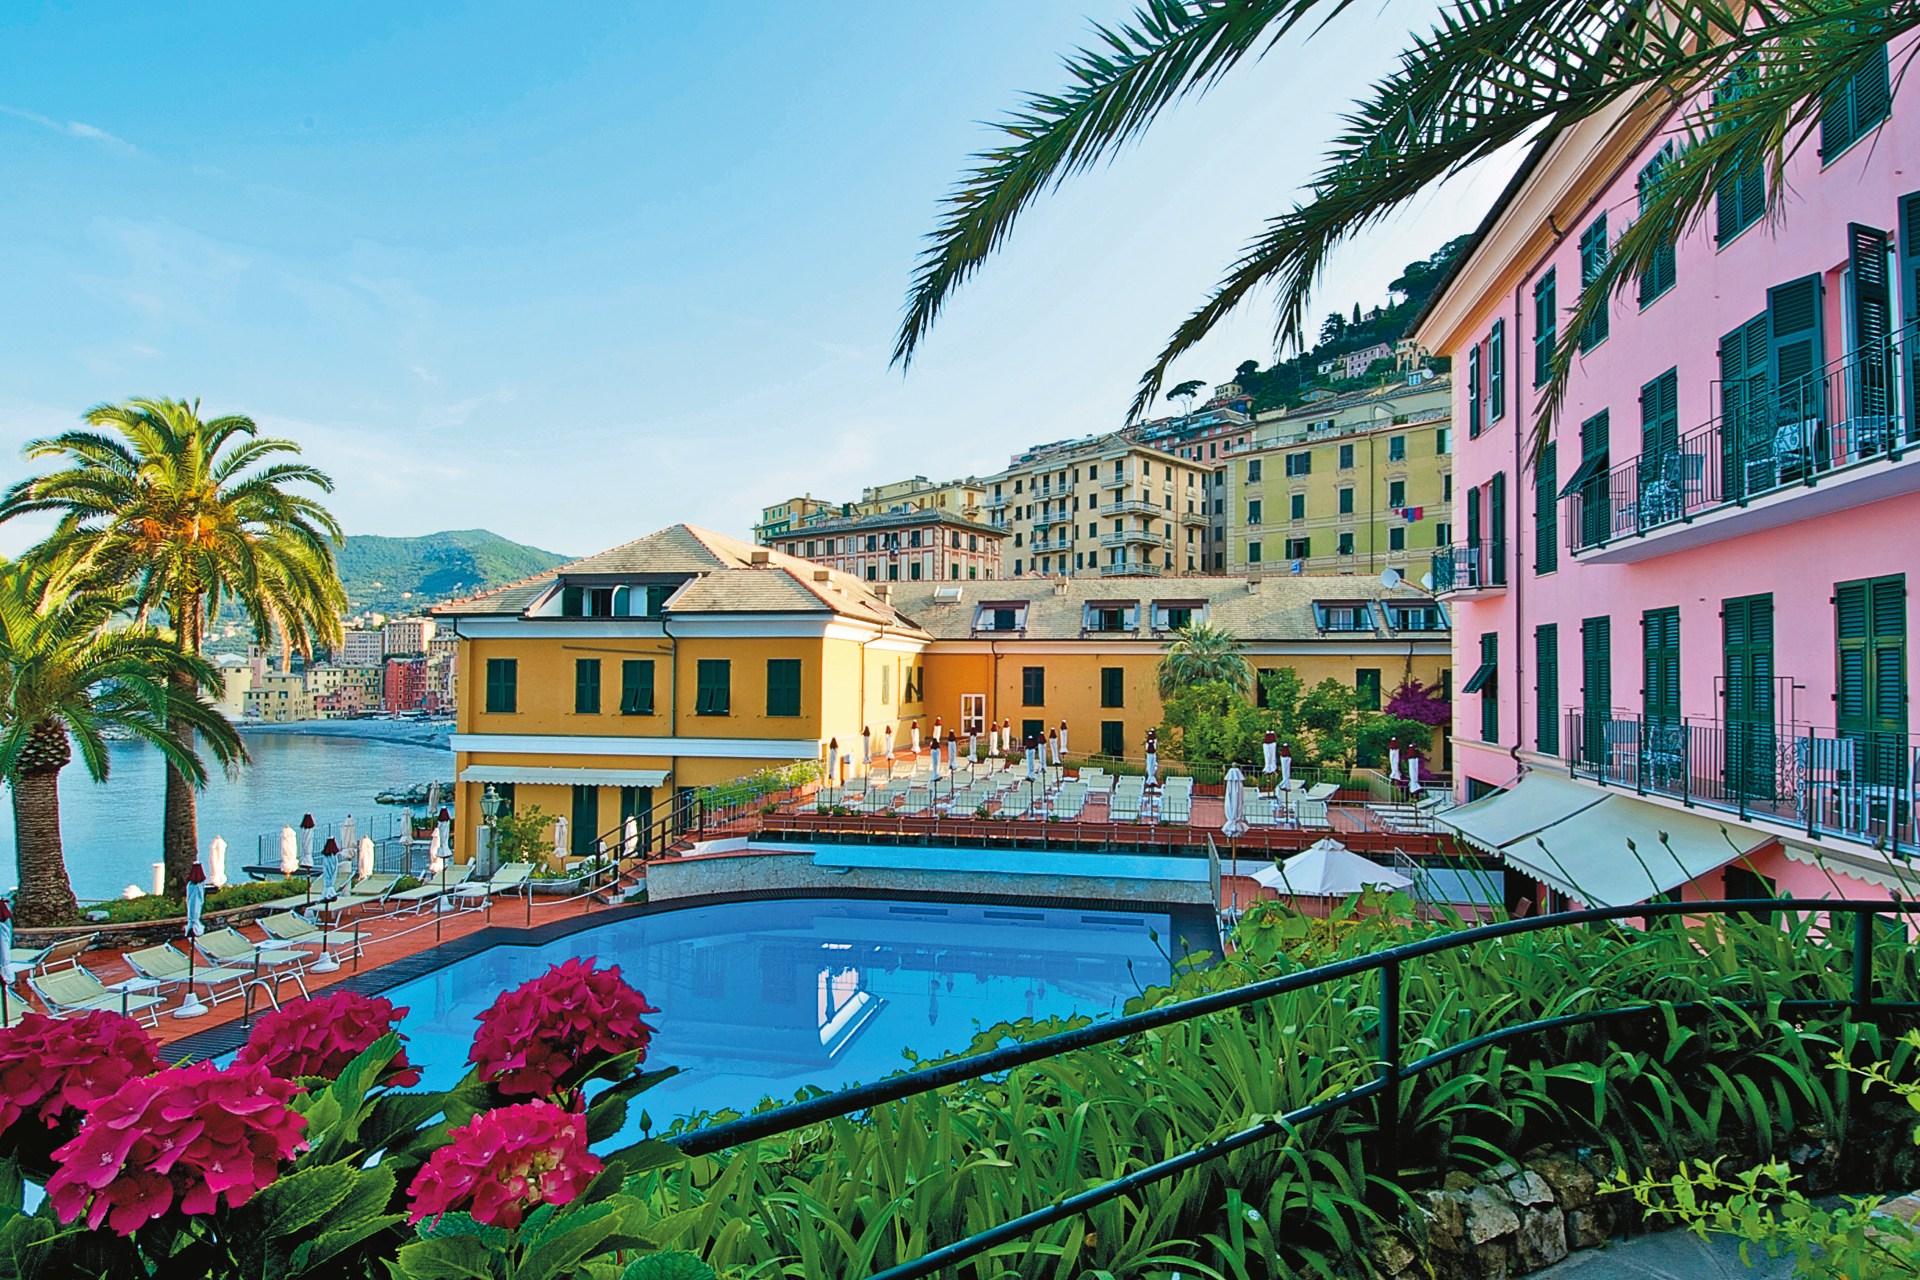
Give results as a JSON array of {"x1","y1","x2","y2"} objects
[
  {"x1": 1441, "y1": 773, "x2": 1607, "y2": 855},
  {"x1": 1496, "y1": 793, "x2": 1775, "y2": 908},
  {"x1": 458, "y1": 766, "x2": 669, "y2": 788}
]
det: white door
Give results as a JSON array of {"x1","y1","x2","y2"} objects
[{"x1": 960, "y1": 694, "x2": 986, "y2": 736}]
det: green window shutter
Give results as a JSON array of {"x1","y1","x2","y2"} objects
[
  {"x1": 1768, "y1": 274, "x2": 1826, "y2": 432},
  {"x1": 1719, "y1": 314, "x2": 1770, "y2": 502},
  {"x1": 485, "y1": 658, "x2": 517, "y2": 713},
  {"x1": 1837, "y1": 579, "x2": 1870, "y2": 728},
  {"x1": 1723, "y1": 594, "x2": 1777, "y2": 799},
  {"x1": 1639, "y1": 368, "x2": 1679, "y2": 458},
  {"x1": 1100, "y1": 721, "x2": 1126, "y2": 756},
  {"x1": 1713, "y1": 60, "x2": 1766, "y2": 244},
  {"x1": 1488, "y1": 320, "x2": 1506, "y2": 420},
  {"x1": 1637, "y1": 145, "x2": 1678, "y2": 304},
  {"x1": 1535, "y1": 624, "x2": 1560, "y2": 754},
  {"x1": 1022, "y1": 666, "x2": 1044, "y2": 706},
  {"x1": 1822, "y1": 41, "x2": 1891, "y2": 159},
  {"x1": 1465, "y1": 485, "x2": 1481, "y2": 550},
  {"x1": 1478, "y1": 633, "x2": 1499, "y2": 743},
  {"x1": 620, "y1": 660, "x2": 655, "y2": 715},
  {"x1": 570, "y1": 786, "x2": 598, "y2": 857},
  {"x1": 1487, "y1": 471, "x2": 1507, "y2": 585},
  {"x1": 1100, "y1": 667, "x2": 1124, "y2": 709},
  {"x1": 1642, "y1": 608, "x2": 1680, "y2": 724},
  {"x1": 695, "y1": 659, "x2": 731, "y2": 715},
  {"x1": 561, "y1": 585, "x2": 583, "y2": 617},
  {"x1": 1535, "y1": 442, "x2": 1559, "y2": 575},
  {"x1": 1834, "y1": 575, "x2": 1906, "y2": 786},
  {"x1": 1850, "y1": 224, "x2": 1895, "y2": 441},
  {"x1": 1581, "y1": 616, "x2": 1612, "y2": 763},
  {"x1": 766, "y1": 658, "x2": 801, "y2": 717},
  {"x1": 1532, "y1": 268, "x2": 1557, "y2": 387},
  {"x1": 1468, "y1": 344, "x2": 1483, "y2": 437},
  {"x1": 1578, "y1": 215, "x2": 1609, "y2": 350},
  {"x1": 574, "y1": 658, "x2": 601, "y2": 715}
]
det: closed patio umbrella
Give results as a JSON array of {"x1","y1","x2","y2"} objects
[
  {"x1": 317, "y1": 836, "x2": 342, "y2": 900},
  {"x1": 946, "y1": 736, "x2": 957, "y2": 770},
  {"x1": 357, "y1": 836, "x2": 376, "y2": 882},
  {"x1": 427, "y1": 831, "x2": 445, "y2": 878},
  {"x1": 278, "y1": 825, "x2": 299, "y2": 877},
  {"x1": 1279, "y1": 744, "x2": 1293, "y2": 792},
  {"x1": 298, "y1": 814, "x2": 316, "y2": 865},
  {"x1": 623, "y1": 814, "x2": 640, "y2": 858},
  {"x1": 1408, "y1": 755, "x2": 1423, "y2": 795},
  {"x1": 177, "y1": 865, "x2": 210, "y2": 1020},
  {"x1": 885, "y1": 724, "x2": 895, "y2": 760},
  {"x1": 437, "y1": 807, "x2": 453, "y2": 861},
  {"x1": 1059, "y1": 720, "x2": 1069, "y2": 756},
  {"x1": 986, "y1": 723, "x2": 999, "y2": 755},
  {"x1": 1388, "y1": 737, "x2": 1402, "y2": 783},
  {"x1": 1221, "y1": 765, "x2": 1249, "y2": 838},
  {"x1": 1047, "y1": 728, "x2": 1060, "y2": 766},
  {"x1": 911, "y1": 721, "x2": 921, "y2": 754},
  {"x1": 862, "y1": 726, "x2": 872, "y2": 765},
  {"x1": 208, "y1": 835, "x2": 228, "y2": 888},
  {"x1": 339, "y1": 814, "x2": 356, "y2": 857},
  {"x1": 551, "y1": 817, "x2": 568, "y2": 864},
  {"x1": 1263, "y1": 731, "x2": 1278, "y2": 776},
  {"x1": 1144, "y1": 737, "x2": 1159, "y2": 787}
]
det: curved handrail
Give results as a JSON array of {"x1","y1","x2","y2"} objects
[{"x1": 661, "y1": 897, "x2": 1920, "y2": 1279}]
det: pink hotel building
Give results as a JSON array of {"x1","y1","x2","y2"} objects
[{"x1": 1420, "y1": 37, "x2": 1920, "y2": 910}]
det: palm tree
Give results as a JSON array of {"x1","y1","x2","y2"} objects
[
  {"x1": 894, "y1": 1, "x2": 1907, "y2": 436},
  {"x1": 1158, "y1": 620, "x2": 1251, "y2": 698},
  {"x1": 0, "y1": 565, "x2": 243, "y2": 926},
  {"x1": 0, "y1": 399, "x2": 345, "y2": 896}
]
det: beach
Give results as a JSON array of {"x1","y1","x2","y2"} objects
[{"x1": 236, "y1": 717, "x2": 454, "y2": 750}]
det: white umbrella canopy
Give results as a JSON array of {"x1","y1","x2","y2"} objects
[
  {"x1": 623, "y1": 814, "x2": 641, "y2": 858},
  {"x1": 208, "y1": 836, "x2": 228, "y2": 888},
  {"x1": 1254, "y1": 840, "x2": 1413, "y2": 896},
  {"x1": 552, "y1": 817, "x2": 569, "y2": 862},
  {"x1": 1221, "y1": 766, "x2": 1249, "y2": 838},
  {"x1": 357, "y1": 836, "x2": 376, "y2": 881},
  {"x1": 278, "y1": 826, "x2": 299, "y2": 877}
]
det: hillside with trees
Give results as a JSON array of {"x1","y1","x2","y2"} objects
[{"x1": 338, "y1": 529, "x2": 569, "y2": 616}]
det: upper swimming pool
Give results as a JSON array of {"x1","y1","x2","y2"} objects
[{"x1": 377, "y1": 895, "x2": 1212, "y2": 1139}]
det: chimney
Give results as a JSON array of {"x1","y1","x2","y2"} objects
[
  {"x1": 750, "y1": 549, "x2": 771, "y2": 566},
  {"x1": 1053, "y1": 576, "x2": 1070, "y2": 596},
  {"x1": 874, "y1": 583, "x2": 893, "y2": 602},
  {"x1": 1246, "y1": 576, "x2": 1262, "y2": 592},
  {"x1": 812, "y1": 569, "x2": 831, "y2": 582}
]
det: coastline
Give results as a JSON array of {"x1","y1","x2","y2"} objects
[{"x1": 236, "y1": 718, "x2": 455, "y2": 750}]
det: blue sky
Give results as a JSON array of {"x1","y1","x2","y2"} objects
[{"x1": 0, "y1": 1, "x2": 1512, "y2": 557}]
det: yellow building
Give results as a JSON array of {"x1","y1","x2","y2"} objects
[
  {"x1": 890, "y1": 577, "x2": 1452, "y2": 760},
  {"x1": 850, "y1": 475, "x2": 987, "y2": 521},
  {"x1": 433, "y1": 525, "x2": 932, "y2": 858},
  {"x1": 244, "y1": 673, "x2": 313, "y2": 723},
  {"x1": 982, "y1": 434, "x2": 1215, "y2": 579},
  {"x1": 1224, "y1": 377, "x2": 1453, "y2": 577},
  {"x1": 753, "y1": 495, "x2": 846, "y2": 543}
]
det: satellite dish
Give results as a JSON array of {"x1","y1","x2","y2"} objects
[
  {"x1": 1379, "y1": 567, "x2": 1403, "y2": 589},
  {"x1": 1420, "y1": 572, "x2": 1435, "y2": 592}
]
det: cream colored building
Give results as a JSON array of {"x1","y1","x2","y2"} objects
[
  {"x1": 982, "y1": 434, "x2": 1215, "y2": 579},
  {"x1": 850, "y1": 475, "x2": 987, "y2": 521},
  {"x1": 339, "y1": 629, "x2": 386, "y2": 666},
  {"x1": 213, "y1": 661, "x2": 254, "y2": 718},
  {"x1": 244, "y1": 672, "x2": 313, "y2": 723}
]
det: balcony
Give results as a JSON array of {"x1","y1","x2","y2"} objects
[
  {"x1": 1099, "y1": 499, "x2": 1159, "y2": 518},
  {"x1": 1431, "y1": 543, "x2": 1506, "y2": 595},
  {"x1": 1565, "y1": 320, "x2": 1920, "y2": 563},
  {"x1": 1099, "y1": 529, "x2": 1169, "y2": 549},
  {"x1": 1099, "y1": 561, "x2": 1164, "y2": 576},
  {"x1": 1098, "y1": 471, "x2": 1132, "y2": 491},
  {"x1": 1177, "y1": 507, "x2": 1209, "y2": 525},
  {"x1": 1565, "y1": 709, "x2": 1920, "y2": 855}
]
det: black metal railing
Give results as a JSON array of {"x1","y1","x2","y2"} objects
[
  {"x1": 665, "y1": 897, "x2": 1920, "y2": 1280},
  {"x1": 1433, "y1": 542, "x2": 1505, "y2": 593},
  {"x1": 1567, "y1": 319, "x2": 1920, "y2": 553},
  {"x1": 1565, "y1": 708, "x2": 1918, "y2": 855}
]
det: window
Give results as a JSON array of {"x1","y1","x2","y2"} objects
[
  {"x1": 1580, "y1": 616, "x2": 1612, "y2": 764},
  {"x1": 866, "y1": 566, "x2": 877, "y2": 580},
  {"x1": 1386, "y1": 602, "x2": 1446, "y2": 632},
  {"x1": 880, "y1": 666, "x2": 890, "y2": 704},
  {"x1": 574, "y1": 658, "x2": 601, "y2": 715},
  {"x1": 1290, "y1": 493, "x2": 1305, "y2": 521},
  {"x1": 620, "y1": 660, "x2": 655, "y2": 715},
  {"x1": 766, "y1": 658, "x2": 801, "y2": 717},
  {"x1": 1100, "y1": 667, "x2": 1125, "y2": 708},
  {"x1": 1315, "y1": 601, "x2": 1373, "y2": 632},
  {"x1": 1388, "y1": 435, "x2": 1406, "y2": 461},
  {"x1": 1467, "y1": 343, "x2": 1483, "y2": 439},
  {"x1": 1248, "y1": 499, "x2": 1262, "y2": 525},
  {"x1": 909, "y1": 562, "x2": 922, "y2": 580},
  {"x1": 1388, "y1": 480, "x2": 1406, "y2": 508},
  {"x1": 1638, "y1": 370, "x2": 1679, "y2": 507},
  {"x1": 695, "y1": 659, "x2": 731, "y2": 715},
  {"x1": 1821, "y1": 39, "x2": 1890, "y2": 161},
  {"x1": 1436, "y1": 426, "x2": 1451, "y2": 455},
  {"x1": 1644, "y1": 607, "x2": 1681, "y2": 728},
  {"x1": 1284, "y1": 537, "x2": 1310, "y2": 559},
  {"x1": 1285, "y1": 452, "x2": 1313, "y2": 477},
  {"x1": 1488, "y1": 320, "x2": 1506, "y2": 420},
  {"x1": 1464, "y1": 633, "x2": 1498, "y2": 743},
  {"x1": 1712, "y1": 66, "x2": 1765, "y2": 244},
  {"x1": 1153, "y1": 602, "x2": 1198, "y2": 630},
  {"x1": 1637, "y1": 143, "x2": 1678, "y2": 305},
  {"x1": 560, "y1": 585, "x2": 618, "y2": 617},
  {"x1": 1724, "y1": 594, "x2": 1776, "y2": 798},
  {"x1": 1338, "y1": 443, "x2": 1355, "y2": 468},
  {"x1": 1355, "y1": 668, "x2": 1381, "y2": 711},
  {"x1": 1578, "y1": 216, "x2": 1610, "y2": 350},
  {"x1": 1532, "y1": 268, "x2": 1557, "y2": 386},
  {"x1": 1338, "y1": 487, "x2": 1354, "y2": 515},
  {"x1": 1835, "y1": 574, "x2": 1907, "y2": 786},
  {"x1": 484, "y1": 658, "x2": 517, "y2": 713},
  {"x1": 1085, "y1": 603, "x2": 1137, "y2": 633},
  {"x1": 975, "y1": 604, "x2": 1026, "y2": 632},
  {"x1": 1248, "y1": 540, "x2": 1263, "y2": 563},
  {"x1": 1487, "y1": 471, "x2": 1508, "y2": 585},
  {"x1": 1247, "y1": 458, "x2": 1262, "y2": 483},
  {"x1": 1564, "y1": 409, "x2": 1612, "y2": 549},
  {"x1": 1535, "y1": 441, "x2": 1558, "y2": 575},
  {"x1": 1388, "y1": 526, "x2": 1405, "y2": 551},
  {"x1": 1021, "y1": 666, "x2": 1045, "y2": 706},
  {"x1": 1535, "y1": 624, "x2": 1559, "y2": 754},
  {"x1": 1434, "y1": 521, "x2": 1451, "y2": 545},
  {"x1": 888, "y1": 564, "x2": 899, "y2": 580},
  {"x1": 1100, "y1": 720, "x2": 1125, "y2": 757},
  {"x1": 1337, "y1": 531, "x2": 1355, "y2": 556}
]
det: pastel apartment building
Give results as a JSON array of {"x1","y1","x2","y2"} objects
[
  {"x1": 764, "y1": 508, "x2": 1005, "y2": 583},
  {"x1": 983, "y1": 434, "x2": 1215, "y2": 578},
  {"x1": 1420, "y1": 35, "x2": 1918, "y2": 906}
]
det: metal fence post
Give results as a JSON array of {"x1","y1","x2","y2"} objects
[
  {"x1": 1853, "y1": 908, "x2": 1875, "y2": 1016},
  {"x1": 1376, "y1": 958, "x2": 1401, "y2": 1184}
]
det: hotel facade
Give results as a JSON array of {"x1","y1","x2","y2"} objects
[{"x1": 1421, "y1": 34, "x2": 1920, "y2": 907}]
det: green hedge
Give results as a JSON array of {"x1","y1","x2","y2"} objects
[{"x1": 83, "y1": 878, "x2": 313, "y2": 925}]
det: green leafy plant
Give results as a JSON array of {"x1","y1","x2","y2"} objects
[{"x1": 490, "y1": 805, "x2": 557, "y2": 865}]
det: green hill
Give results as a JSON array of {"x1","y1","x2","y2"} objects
[{"x1": 338, "y1": 529, "x2": 570, "y2": 617}]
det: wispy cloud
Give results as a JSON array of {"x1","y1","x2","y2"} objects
[{"x1": 0, "y1": 105, "x2": 136, "y2": 153}]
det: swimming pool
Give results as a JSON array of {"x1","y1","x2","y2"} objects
[{"x1": 378, "y1": 896, "x2": 1210, "y2": 1137}]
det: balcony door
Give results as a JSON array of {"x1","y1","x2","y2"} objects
[
  {"x1": 1718, "y1": 314, "x2": 1770, "y2": 501},
  {"x1": 1835, "y1": 574, "x2": 1907, "y2": 791},
  {"x1": 1723, "y1": 594, "x2": 1776, "y2": 801},
  {"x1": 1642, "y1": 608, "x2": 1682, "y2": 790},
  {"x1": 959, "y1": 693, "x2": 986, "y2": 737}
]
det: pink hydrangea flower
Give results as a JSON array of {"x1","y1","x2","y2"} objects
[
  {"x1": 45, "y1": 1061, "x2": 306, "y2": 1235},
  {"x1": 468, "y1": 958, "x2": 659, "y2": 1098},
  {"x1": 407, "y1": 1100, "x2": 601, "y2": 1228},
  {"x1": 234, "y1": 991, "x2": 421, "y2": 1086},
  {"x1": 0, "y1": 1011, "x2": 163, "y2": 1136}
]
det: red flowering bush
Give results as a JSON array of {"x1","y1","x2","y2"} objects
[
  {"x1": 469, "y1": 957, "x2": 658, "y2": 1098},
  {"x1": 234, "y1": 991, "x2": 421, "y2": 1086},
  {"x1": 407, "y1": 1100, "x2": 601, "y2": 1228},
  {"x1": 0, "y1": 1010, "x2": 163, "y2": 1136},
  {"x1": 45, "y1": 1061, "x2": 306, "y2": 1235}
]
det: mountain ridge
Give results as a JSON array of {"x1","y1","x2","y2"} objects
[{"x1": 338, "y1": 529, "x2": 570, "y2": 617}]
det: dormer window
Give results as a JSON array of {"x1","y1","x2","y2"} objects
[
  {"x1": 973, "y1": 602, "x2": 1028, "y2": 633},
  {"x1": 1083, "y1": 602, "x2": 1138, "y2": 633},
  {"x1": 1313, "y1": 601, "x2": 1376, "y2": 632},
  {"x1": 1152, "y1": 600, "x2": 1205, "y2": 631},
  {"x1": 561, "y1": 585, "x2": 619, "y2": 617},
  {"x1": 1385, "y1": 601, "x2": 1449, "y2": 632},
  {"x1": 557, "y1": 581, "x2": 678, "y2": 618}
]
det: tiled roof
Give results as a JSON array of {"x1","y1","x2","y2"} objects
[
  {"x1": 432, "y1": 524, "x2": 927, "y2": 633},
  {"x1": 886, "y1": 576, "x2": 1449, "y2": 643}
]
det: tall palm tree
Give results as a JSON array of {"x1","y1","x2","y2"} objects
[
  {"x1": 0, "y1": 399, "x2": 345, "y2": 896},
  {"x1": 895, "y1": 1, "x2": 1908, "y2": 436},
  {"x1": 1158, "y1": 620, "x2": 1251, "y2": 697},
  {"x1": 0, "y1": 565, "x2": 243, "y2": 927}
]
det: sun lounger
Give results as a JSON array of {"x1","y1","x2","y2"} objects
[
  {"x1": 452, "y1": 861, "x2": 534, "y2": 910},
  {"x1": 30, "y1": 966, "x2": 165, "y2": 1025},
  {"x1": 1247, "y1": 794, "x2": 1278, "y2": 827},
  {"x1": 197, "y1": 928, "x2": 312, "y2": 997},
  {"x1": 1160, "y1": 793, "x2": 1192, "y2": 824},
  {"x1": 390, "y1": 864, "x2": 479, "y2": 914},
  {"x1": 259, "y1": 911, "x2": 332, "y2": 946},
  {"x1": 1296, "y1": 796, "x2": 1330, "y2": 826},
  {"x1": 1110, "y1": 792, "x2": 1142, "y2": 823},
  {"x1": 125, "y1": 945, "x2": 267, "y2": 1008},
  {"x1": 14, "y1": 932, "x2": 97, "y2": 978},
  {"x1": 1054, "y1": 789, "x2": 1088, "y2": 820}
]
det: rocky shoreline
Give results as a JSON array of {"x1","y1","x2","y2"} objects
[{"x1": 236, "y1": 718, "x2": 454, "y2": 750}]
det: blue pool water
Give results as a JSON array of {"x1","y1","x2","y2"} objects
[{"x1": 380, "y1": 896, "x2": 1199, "y2": 1136}]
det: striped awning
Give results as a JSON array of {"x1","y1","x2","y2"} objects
[{"x1": 458, "y1": 766, "x2": 669, "y2": 788}]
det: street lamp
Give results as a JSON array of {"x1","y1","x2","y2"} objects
[{"x1": 480, "y1": 785, "x2": 503, "y2": 875}]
